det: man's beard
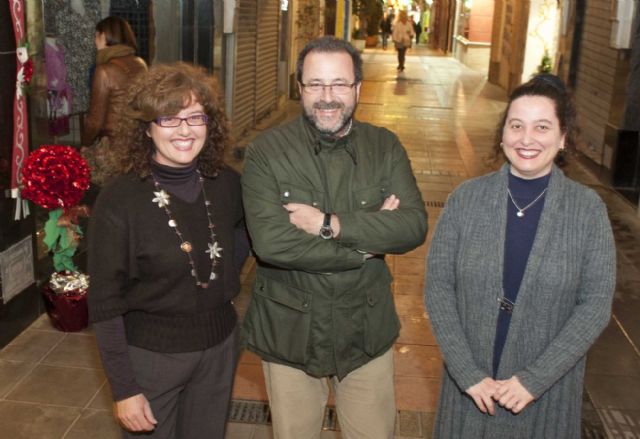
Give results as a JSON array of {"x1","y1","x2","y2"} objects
[{"x1": 303, "y1": 100, "x2": 356, "y2": 137}]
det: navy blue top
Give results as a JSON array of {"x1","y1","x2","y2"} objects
[{"x1": 493, "y1": 170, "x2": 551, "y2": 376}]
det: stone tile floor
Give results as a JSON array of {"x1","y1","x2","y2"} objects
[{"x1": 1, "y1": 45, "x2": 639, "y2": 438}]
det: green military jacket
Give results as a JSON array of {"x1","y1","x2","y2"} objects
[{"x1": 241, "y1": 116, "x2": 427, "y2": 379}]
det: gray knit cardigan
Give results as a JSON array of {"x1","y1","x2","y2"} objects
[{"x1": 425, "y1": 164, "x2": 616, "y2": 439}]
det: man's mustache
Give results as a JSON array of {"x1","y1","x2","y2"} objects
[{"x1": 313, "y1": 101, "x2": 343, "y2": 110}]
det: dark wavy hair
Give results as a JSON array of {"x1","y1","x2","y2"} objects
[
  {"x1": 296, "y1": 36, "x2": 363, "y2": 84},
  {"x1": 110, "y1": 62, "x2": 229, "y2": 178},
  {"x1": 494, "y1": 74, "x2": 577, "y2": 159},
  {"x1": 95, "y1": 16, "x2": 138, "y2": 50}
]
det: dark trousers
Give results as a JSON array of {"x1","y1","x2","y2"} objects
[
  {"x1": 123, "y1": 327, "x2": 239, "y2": 438},
  {"x1": 397, "y1": 47, "x2": 407, "y2": 69}
]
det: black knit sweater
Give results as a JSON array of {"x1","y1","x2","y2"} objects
[{"x1": 88, "y1": 167, "x2": 243, "y2": 352}]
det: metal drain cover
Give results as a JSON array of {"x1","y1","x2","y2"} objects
[{"x1": 228, "y1": 400, "x2": 271, "y2": 424}]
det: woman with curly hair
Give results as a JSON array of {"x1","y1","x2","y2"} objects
[{"x1": 88, "y1": 62, "x2": 244, "y2": 438}]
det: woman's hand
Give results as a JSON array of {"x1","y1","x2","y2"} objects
[
  {"x1": 114, "y1": 393, "x2": 157, "y2": 432},
  {"x1": 494, "y1": 376, "x2": 535, "y2": 414},
  {"x1": 465, "y1": 377, "x2": 499, "y2": 415}
]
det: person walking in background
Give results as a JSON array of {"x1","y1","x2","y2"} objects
[
  {"x1": 392, "y1": 10, "x2": 415, "y2": 72},
  {"x1": 241, "y1": 36, "x2": 427, "y2": 439},
  {"x1": 380, "y1": 12, "x2": 393, "y2": 50},
  {"x1": 425, "y1": 74, "x2": 616, "y2": 438},
  {"x1": 82, "y1": 16, "x2": 147, "y2": 186},
  {"x1": 413, "y1": 17, "x2": 422, "y2": 45},
  {"x1": 88, "y1": 63, "x2": 245, "y2": 438}
]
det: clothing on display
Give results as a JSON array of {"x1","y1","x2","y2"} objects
[{"x1": 44, "y1": 37, "x2": 72, "y2": 136}]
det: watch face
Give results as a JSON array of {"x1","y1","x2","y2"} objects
[{"x1": 320, "y1": 226, "x2": 333, "y2": 239}]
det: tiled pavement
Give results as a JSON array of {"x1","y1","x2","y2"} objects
[{"x1": 1, "y1": 45, "x2": 639, "y2": 438}]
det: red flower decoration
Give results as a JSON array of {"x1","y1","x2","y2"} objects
[
  {"x1": 23, "y1": 59, "x2": 33, "y2": 85},
  {"x1": 21, "y1": 145, "x2": 91, "y2": 210}
]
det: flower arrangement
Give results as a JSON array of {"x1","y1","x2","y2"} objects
[
  {"x1": 21, "y1": 145, "x2": 91, "y2": 271},
  {"x1": 21, "y1": 145, "x2": 91, "y2": 332}
]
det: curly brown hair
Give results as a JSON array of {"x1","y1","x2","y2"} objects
[{"x1": 110, "y1": 62, "x2": 229, "y2": 179}]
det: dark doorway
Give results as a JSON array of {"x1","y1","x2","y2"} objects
[{"x1": 325, "y1": 0, "x2": 337, "y2": 36}]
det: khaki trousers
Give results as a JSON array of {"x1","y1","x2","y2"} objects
[{"x1": 262, "y1": 349, "x2": 396, "y2": 439}]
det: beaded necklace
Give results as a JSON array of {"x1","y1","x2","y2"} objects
[{"x1": 151, "y1": 172, "x2": 222, "y2": 289}]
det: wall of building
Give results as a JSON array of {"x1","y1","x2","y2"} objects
[
  {"x1": 488, "y1": 0, "x2": 529, "y2": 93},
  {"x1": 468, "y1": 0, "x2": 494, "y2": 43},
  {"x1": 572, "y1": 0, "x2": 618, "y2": 167}
]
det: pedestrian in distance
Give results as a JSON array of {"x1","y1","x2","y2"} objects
[
  {"x1": 392, "y1": 10, "x2": 415, "y2": 72},
  {"x1": 380, "y1": 12, "x2": 393, "y2": 50},
  {"x1": 413, "y1": 18, "x2": 422, "y2": 45},
  {"x1": 88, "y1": 62, "x2": 245, "y2": 438},
  {"x1": 242, "y1": 36, "x2": 428, "y2": 439},
  {"x1": 425, "y1": 74, "x2": 616, "y2": 438}
]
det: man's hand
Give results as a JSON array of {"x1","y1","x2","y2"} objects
[
  {"x1": 284, "y1": 203, "x2": 324, "y2": 235},
  {"x1": 114, "y1": 393, "x2": 157, "y2": 432},
  {"x1": 380, "y1": 194, "x2": 400, "y2": 211},
  {"x1": 494, "y1": 376, "x2": 534, "y2": 414},
  {"x1": 465, "y1": 377, "x2": 499, "y2": 415}
]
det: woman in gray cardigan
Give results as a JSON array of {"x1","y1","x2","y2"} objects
[{"x1": 425, "y1": 75, "x2": 616, "y2": 438}]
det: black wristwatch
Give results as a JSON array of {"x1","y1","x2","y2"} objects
[{"x1": 319, "y1": 213, "x2": 333, "y2": 239}]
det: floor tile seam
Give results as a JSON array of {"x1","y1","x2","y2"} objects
[
  {"x1": 59, "y1": 380, "x2": 110, "y2": 438},
  {"x1": 612, "y1": 315, "x2": 640, "y2": 359},
  {"x1": 24, "y1": 327, "x2": 61, "y2": 334},
  {"x1": 0, "y1": 361, "x2": 38, "y2": 400},
  {"x1": 1, "y1": 333, "x2": 68, "y2": 399},
  {"x1": 61, "y1": 410, "x2": 85, "y2": 438},
  {"x1": 0, "y1": 398, "x2": 86, "y2": 410},
  {"x1": 38, "y1": 361, "x2": 104, "y2": 371}
]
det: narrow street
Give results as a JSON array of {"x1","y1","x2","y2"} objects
[{"x1": 0, "y1": 47, "x2": 639, "y2": 439}]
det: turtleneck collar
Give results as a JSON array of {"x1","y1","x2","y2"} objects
[
  {"x1": 96, "y1": 44, "x2": 135, "y2": 65},
  {"x1": 150, "y1": 160, "x2": 201, "y2": 203},
  {"x1": 302, "y1": 116, "x2": 358, "y2": 164},
  {"x1": 508, "y1": 169, "x2": 551, "y2": 198}
]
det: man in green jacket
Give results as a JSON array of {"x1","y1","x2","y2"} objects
[{"x1": 242, "y1": 36, "x2": 427, "y2": 439}]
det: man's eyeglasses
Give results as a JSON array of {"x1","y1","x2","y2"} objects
[
  {"x1": 154, "y1": 114, "x2": 209, "y2": 128},
  {"x1": 299, "y1": 82, "x2": 357, "y2": 95}
]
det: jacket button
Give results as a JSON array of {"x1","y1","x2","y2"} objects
[
  {"x1": 360, "y1": 200, "x2": 366, "y2": 205},
  {"x1": 259, "y1": 285, "x2": 264, "y2": 291},
  {"x1": 283, "y1": 191, "x2": 290, "y2": 197},
  {"x1": 302, "y1": 301, "x2": 309, "y2": 308},
  {"x1": 312, "y1": 201, "x2": 318, "y2": 206}
]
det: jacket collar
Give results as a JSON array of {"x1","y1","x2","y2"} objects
[
  {"x1": 301, "y1": 116, "x2": 358, "y2": 165},
  {"x1": 96, "y1": 44, "x2": 135, "y2": 65}
]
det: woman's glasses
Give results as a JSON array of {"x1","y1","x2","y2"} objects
[{"x1": 154, "y1": 115, "x2": 209, "y2": 127}]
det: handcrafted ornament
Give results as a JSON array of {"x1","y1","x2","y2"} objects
[
  {"x1": 21, "y1": 145, "x2": 91, "y2": 332},
  {"x1": 21, "y1": 145, "x2": 91, "y2": 271}
]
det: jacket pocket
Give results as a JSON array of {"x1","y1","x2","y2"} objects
[
  {"x1": 363, "y1": 280, "x2": 400, "y2": 356},
  {"x1": 354, "y1": 183, "x2": 388, "y2": 211},
  {"x1": 246, "y1": 276, "x2": 312, "y2": 365},
  {"x1": 278, "y1": 181, "x2": 323, "y2": 208}
]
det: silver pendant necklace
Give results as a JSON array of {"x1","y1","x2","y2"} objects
[
  {"x1": 507, "y1": 187, "x2": 548, "y2": 218},
  {"x1": 151, "y1": 171, "x2": 223, "y2": 288}
]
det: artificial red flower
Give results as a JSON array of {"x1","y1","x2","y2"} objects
[{"x1": 21, "y1": 145, "x2": 91, "y2": 210}]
